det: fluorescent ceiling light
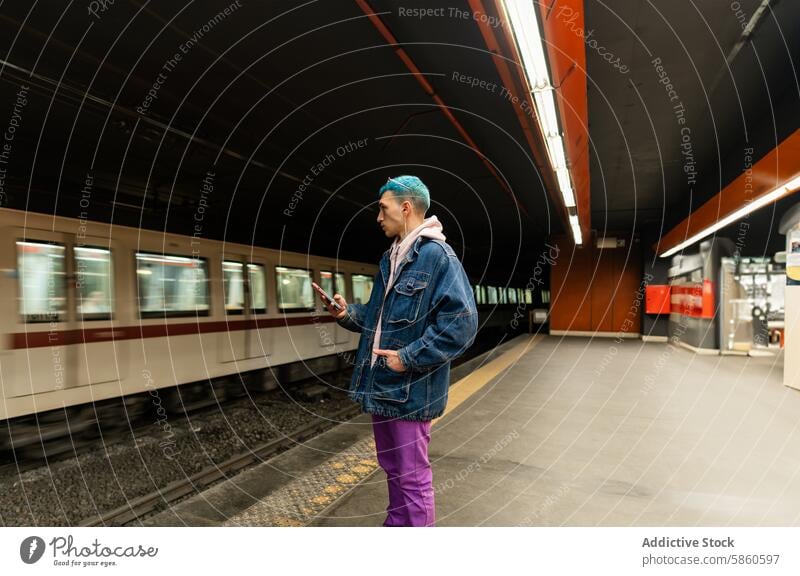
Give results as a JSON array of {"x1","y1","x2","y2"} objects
[
  {"x1": 502, "y1": 0, "x2": 582, "y2": 245},
  {"x1": 571, "y1": 222, "x2": 583, "y2": 245},
  {"x1": 556, "y1": 167, "x2": 571, "y2": 190},
  {"x1": 533, "y1": 90, "x2": 559, "y2": 137},
  {"x1": 556, "y1": 168, "x2": 576, "y2": 207},
  {"x1": 562, "y1": 186, "x2": 576, "y2": 208},
  {"x1": 569, "y1": 214, "x2": 582, "y2": 242},
  {"x1": 547, "y1": 135, "x2": 567, "y2": 169},
  {"x1": 660, "y1": 174, "x2": 800, "y2": 258},
  {"x1": 503, "y1": 0, "x2": 549, "y2": 87}
]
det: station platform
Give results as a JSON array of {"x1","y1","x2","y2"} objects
[{"x1": 145, "y1": 333, "x2": 798, "y2": 527}]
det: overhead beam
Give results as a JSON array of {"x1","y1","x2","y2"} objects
[
  {"x1": 655, "y1": 127, "x2": 800, "y2": 256},
  {"x1": 537, "y1": 0, "x2": 591, "y2": 243},
  {"x1": 355, "y1": 0, "x2": 530, "y2": 219},
  {"x1": 474, "y1": 0, "x2": 589, "y2": 241}
]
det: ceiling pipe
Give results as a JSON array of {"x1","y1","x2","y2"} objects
[
  {"x1": 380, "y1": 109, "x2": 440, "y2": 152},
  {"x1": 0, "y1": 13, "x2": 202, "y2": 118},
  {"x1": 125, "y1": 0, "x2": 328, "y2": 128},
  {"x1": 0, "y1": 58, "x2": 377, "y2": 213},
  {"x1": 354, "y1": 0, "x2": 530, "y2": 219},
  {"x1": 0, "y1": 11, "x2": 323, "y2": 169}
]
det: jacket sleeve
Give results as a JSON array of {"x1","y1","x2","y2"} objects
[
  {"x1": 336, "y1": 302, "x2": 366, "y2": 333},
  {"x1": 336, "y1": 271, "x2": 380, "y2": 333},
  {"x1": 397, "y1": 253, "x2": 478, "y2": 371}
]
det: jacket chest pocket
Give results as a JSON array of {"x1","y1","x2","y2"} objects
[{"x1": 387, "y1": 270, "x2": 430, "y2": 324}]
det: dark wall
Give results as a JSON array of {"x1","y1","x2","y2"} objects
[{"x1": 641, "y1": 225, "x2": 671, "y2": 339}]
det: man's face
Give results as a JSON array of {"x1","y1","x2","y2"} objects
[{"x1": 377, "y1": 191, "x2": 409, "y2": 238}]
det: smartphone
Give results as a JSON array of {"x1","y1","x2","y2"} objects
[{"x1": 311, "y1": 281, "x2": 343, "y2": 311}]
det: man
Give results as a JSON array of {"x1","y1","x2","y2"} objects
[{"x1": 318, "y1": 175, "x2": 478, "y2": 527}]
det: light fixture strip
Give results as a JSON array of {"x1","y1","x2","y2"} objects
[
  {"x1": 502, "y1": 0, "x2": 581, "y2": 244},
  {"x1": 660, "y1": 174, "x2": 800, "y2": 258}
]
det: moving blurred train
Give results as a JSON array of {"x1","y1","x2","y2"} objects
[{"x1": 0, "y1": 208, "x2": 536, "y2": 451}]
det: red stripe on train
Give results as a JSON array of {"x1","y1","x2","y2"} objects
[{"x1": 9, "y1": 315, "x2": 337, "y2": 349}]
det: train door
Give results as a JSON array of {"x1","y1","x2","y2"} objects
[
  {"x1": 219, "y1": 257, "x2": 247, "y2": 362},
  {"x1": 7, "y1": 229, "x2": 123, "y2": 397},
  {"x1": 220, "y1": 257, "x2": 271, "y2": 361},
  {"x1": 70, "y1": 235, "x2": 127, "y2": 387},
  {"x1": 7, "y1": 229, "x2": 71, "y2": 397},
  {"x1": 244, "y1": 261, "x2": 272, "y2": 359}
]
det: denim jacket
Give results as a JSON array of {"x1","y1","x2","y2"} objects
[{"x1": 336, "y1": 236, "x2": 478, "y2": 421}]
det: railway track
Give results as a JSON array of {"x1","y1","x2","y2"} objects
[{"x1": 79, "y1": 404, "x2": 361, "y2": 526}]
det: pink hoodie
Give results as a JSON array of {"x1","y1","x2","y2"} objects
[{"x1": 371, "y1": 215, "x2": 446, "y2": 368}]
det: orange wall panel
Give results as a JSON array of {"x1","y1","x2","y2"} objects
[
  {"x1": 551, "y1": 235, "x2": 643, "y2": 334},
  {"x1": 611, "y1": 247, "x2": 643, "y2": 333},
  {"x1": 551, "y1": 240, "x2": 592, "y2": 331},
  {"x1": 591, "y1": 247, "x2": 616, "y2": 332}
]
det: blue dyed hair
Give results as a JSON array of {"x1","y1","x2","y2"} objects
[{"x1": 378, "y1": 175, "x2": 430, "y2": 214}]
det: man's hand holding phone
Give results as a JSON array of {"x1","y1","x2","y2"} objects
[{"x1": 312, "y1": 281, "x2": 347, "y2": 319}]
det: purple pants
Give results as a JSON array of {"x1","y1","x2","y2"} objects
[{"x1": 371, "y1": 414, "x2": 435, "y2": 527}]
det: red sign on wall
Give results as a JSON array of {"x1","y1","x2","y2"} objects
[
  {"x1": 669, "y1": 280, "x2": 715, "y2": 319},
  {"x1": 645, "y1": 285, "x2": 671, "y2": 314}
]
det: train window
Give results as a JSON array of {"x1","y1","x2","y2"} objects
[
  {"x1": 222, "y1": 261, "x2": 245, "y2": 315},
  {"x1": 352, "y1": 273, "x2": 373, "y2": 305},
  {"x1": 335, "y1": 272, "x2": 347, "y2": 301},
  {"x1": 75, "y1": 246, "x2": 113, "y2": 320},
  {"x1": 499, "y1": 287, "x2": 507, "y2": 304},
  {"x1": 480, "y1": 285, "x2": 487, "y2": 304},
  {"x1": 136, "y1": 253, "x2": 210, "y2": 318},
  {"x1": 275, "y1": 266, "x2": 314, "y2": 312},
  {"x1": 542, "y1": 289, "x2": 550, "y2": 305},
  {"x1": 17, "y1": 240, "x2": 67, "y2": 322},
  {"x1": 508, "y1": 288, "x2": 517, "y2": 304},
  {"x1": 320, "y1": 270, "x2": 348, "y2": 305},
  {"x1": 487, "y1": 286, "x2": 498, "y2": 304},
  {"x1": 248, "y1": 263, "x2": 267, "y2": 313},
  {"x1": 525, "y1": 289, "x2": 533, "y2": 304},
  {"x1": 473, "y1": 284, "x2": 482, "y2": 305},
  {"x1": 320, "y1": 271, "x2": 335, "y2": 301}
]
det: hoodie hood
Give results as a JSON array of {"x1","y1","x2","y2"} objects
[
  {"x1": 388, "y1": 215, "x2": 446, "y2": 275},
  {"x1": 371, "y1": 215, "x2": 446, "y2": 368}
]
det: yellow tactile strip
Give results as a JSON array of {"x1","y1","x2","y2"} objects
[
  {"x1": 224, "y1": 335, "x2": 542, "y2": 526},
  {"x1": 223, "y1": 436, "x2": 378, "y2": 527}
]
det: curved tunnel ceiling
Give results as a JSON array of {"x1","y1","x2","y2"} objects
[
  {"x1": 0, "y1": 0, "x2": 797, "y2": 284},
  {"x1": 584, "y1": 0, "x2": 800, "y2": 256}
]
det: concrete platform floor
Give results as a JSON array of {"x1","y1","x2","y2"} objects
[
  {"x1": 145, "y1": 334, "x2": 797, "y2": 527},
  {"x1": 313, "y1": 335, "x2": 797, "y2": 526}
]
